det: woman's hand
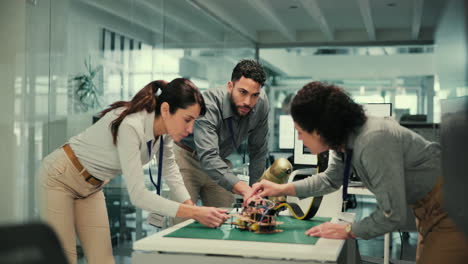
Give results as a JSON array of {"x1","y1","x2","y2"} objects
[
  {"x1": 182, "y1": 199, "x2": 195, "y2": 206},
  {"x1": 243, "y1": 194, "x2": 264, "y2": 207},
  {"x1": 176, "y1": 204, "x2": 229, "y2": 228},
  {"x1": 305, "y1": 222, "x2": 351, "y2": 239},
  {"x1": 251, "y1": 179, "x2": 283, "y2": 197},
  {"x1": 192, "y1": 207, "x2": 230, "y2": 228},
  {"x1": 247, "y1": 179, "x2": 295, "y2": 201},
  {"x1": 243, "y1": 180, "x2": 289, "y2": 206}
]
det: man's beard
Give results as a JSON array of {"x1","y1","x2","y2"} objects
[{"x1": 229, "y1": 94, "x2": 251, "y2": 116}]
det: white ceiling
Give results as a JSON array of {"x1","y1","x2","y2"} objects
[
  {"x1": 162, "y1": 0, "x2": 448, "y2": 47},
  {"x1": 81, "y1": 0, "x2": 448, "y2": 47},
  {"x1": 77, "y1": 0, "x2": 446, "y2": 85}
]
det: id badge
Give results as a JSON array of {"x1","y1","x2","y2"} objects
[{"x1": 147, "y1": 212, "x2": 166, "y2": 228}]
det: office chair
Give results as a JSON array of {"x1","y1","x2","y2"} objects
[{"x1": 0, "y1": 222, "x2": 68, "y2": 264}]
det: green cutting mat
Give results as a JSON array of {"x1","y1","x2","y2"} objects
[{"x1": 164, "y1": 216, "x2": 331, "y2": 245}]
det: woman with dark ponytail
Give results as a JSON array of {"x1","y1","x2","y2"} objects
[{"x1": 37, "y1": 78, "x2": 229, "y2": 264}]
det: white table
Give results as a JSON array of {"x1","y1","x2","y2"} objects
[{"x1": 133, "y1": 212, "x2": 360, "y2": 264}]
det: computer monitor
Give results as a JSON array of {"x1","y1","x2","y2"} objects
[
  {"x1": 362, "y1": 103, "x2": 392, "y2": 117},
  {"x1": 294, "y1": 130, "x2": 318, "y2": 166},
  {"x1": 279, "y1": 115, "x2": 295, "y2": 149}
]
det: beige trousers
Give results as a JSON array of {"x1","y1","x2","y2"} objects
[
  {"x1": 173, "y1": 144, "x2": 234, "y2": 207},
  {"x1": 37, "y1": 148, "x2": 114, "y2": 264},
  {"x1": 412, "y1": 177, "x2": 468, "y2": 264}
]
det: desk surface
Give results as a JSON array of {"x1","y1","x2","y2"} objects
[
  {"x1": 133, "y1": 212, "x2": 355, "y2": 262},
  {"x1": 164, "y1": 216, "x2": 331, "y2": 244}
]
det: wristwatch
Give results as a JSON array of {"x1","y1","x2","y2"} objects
[{"x1": 345, "y1": 224, "x2": 352, "y2": 237}]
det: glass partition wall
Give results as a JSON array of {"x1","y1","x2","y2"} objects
[
  {"x1": 11, "y1": 0, "x2": 256, "y2": 258},
  {"x1": 260, "y1": 47, "x2": 443, "y2": 153}
]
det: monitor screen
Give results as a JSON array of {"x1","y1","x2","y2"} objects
[
  {"x1": 362, "y1": 103, "x2": 392, "y2": 117},
  {"x1": 294, "y1": 130, "x2": 318, "y2": 166},
  {"x1": 279, "y1": 115, "x2": 295, "y2": 149}
]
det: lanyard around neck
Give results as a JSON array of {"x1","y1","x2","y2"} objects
[
  {"x1": 146, "y1": 136, "x2": 164, "y2": 195},
  {"x1": 227, "y1": 117, "x2": 238, "y2": 147},
  {"x1": 342, "y1": 149, "x2": 353, "y2": 210},
  {"x1": 227, "y1": 117, "x2": 247, "y2": 163}
]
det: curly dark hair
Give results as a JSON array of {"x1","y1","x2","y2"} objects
[
  {"x1": 290, "y1": 81, "x2": 367, "y2": 150},
  {"x1": 231, "y1": 59, "x2": 267, "y2": 86}
]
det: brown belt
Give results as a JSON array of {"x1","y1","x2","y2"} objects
[
  {"x1": 62, "y1": 144, "x2": 103, "y2": 186},
  {"x1": 175, "y1": 141, "x2": 195, "y2": 153}
]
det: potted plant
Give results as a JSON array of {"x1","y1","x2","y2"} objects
[{"x1": 71, "y1": 57, "x2": 103, "y2": 112}]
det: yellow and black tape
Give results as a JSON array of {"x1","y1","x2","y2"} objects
[{"x1": 273, "y1": 196, "x2": 323, "y2": 220}]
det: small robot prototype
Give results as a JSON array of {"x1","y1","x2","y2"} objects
[
  {"x1": 230, "y1": 158, "x2": 323, "y2": 234},
  {"x1": 232, "y1": 199, "x2": 284, "y2": 234}
]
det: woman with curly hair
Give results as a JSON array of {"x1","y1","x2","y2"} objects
[{"x1": 249, "y1": 81, "x2": 468, "y2": 263}]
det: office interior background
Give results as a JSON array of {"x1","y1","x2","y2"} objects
[{"x1": 1, "y1": 0, "x2": 467, "y2": 262}]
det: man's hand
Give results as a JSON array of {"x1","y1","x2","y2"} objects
[
  {"x1": 232, "y1": 181, "x2": 253, "y2": 202},
  {"x1": 305, "y1": 222, "x2": 354, "y2": 239}
]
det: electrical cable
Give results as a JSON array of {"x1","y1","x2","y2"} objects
[{"x1": 273, "y1": 196, "x2": 323, "y2": 220}]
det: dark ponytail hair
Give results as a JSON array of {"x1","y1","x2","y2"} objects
[{"x1": 100, "y1": 78, "x2": 206, "y2": 144}]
